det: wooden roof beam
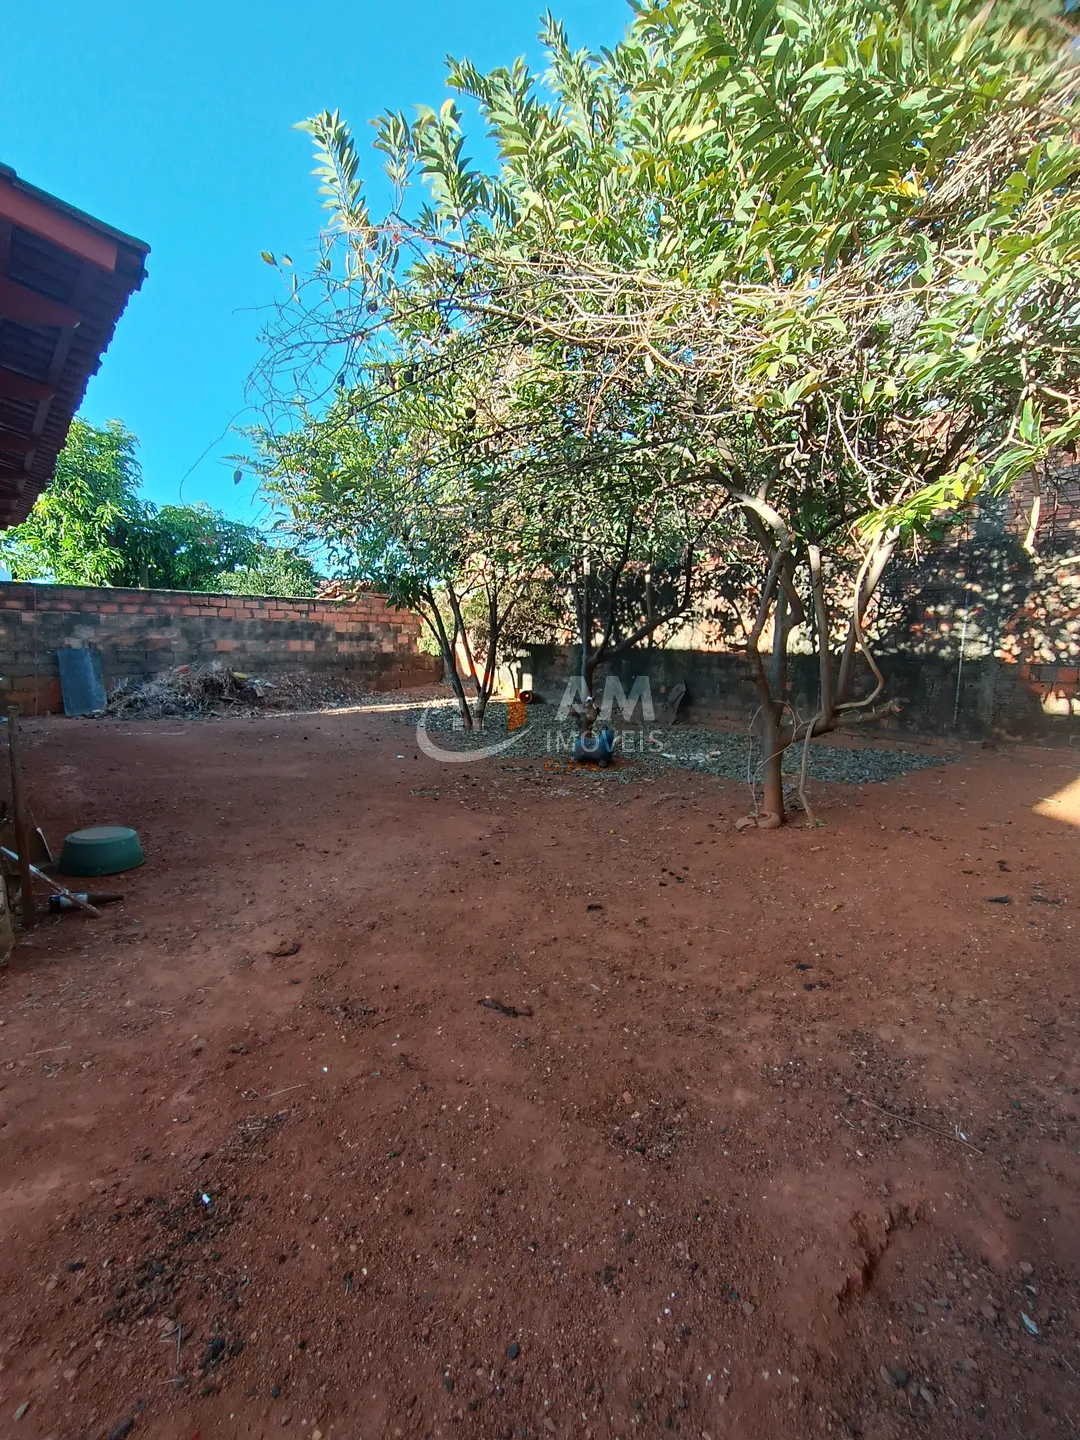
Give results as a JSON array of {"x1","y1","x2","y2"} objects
[
  {"x1": 0, "y1": 370, "x2": 55, "y2": 404},
  {"x1": 0, "y1": 434, "x2": 35, "y2": 456},
  {"x1": 14, "y1": 260, "x2": 101, "y2": 482},
  {"x1": 0, "y1": 177, "x2": 117, "y2": 272},
  {"x1": 0, "y1": 276, "x2": 80, "y2": 329}
]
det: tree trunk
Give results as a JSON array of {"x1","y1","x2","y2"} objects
[
  {"x1": 421, "y1": 592, "x2": 474, "y2": 731},
  {"x1": 579, "y1": 567, "x2": 592, "y2": 692},
  {"x1": 446, "y1": 584, "x2": 482, "y2": 717},
  {"x1": 748, "y1": 587, "x2": 790, "y2": 823},
  {"x1": 439, "y1": 653, "x2": 474, "y2": 730},
  {"x1": 759, "y1": 706, "x2": 785, "y2": 822},
  {"x1": 473, "y1": 589, "x2": 500, "y2": 733}
]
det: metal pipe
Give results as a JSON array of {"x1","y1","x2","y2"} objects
[{"x1": 0, "y1": 847, "x2": 100, "y2": 917}]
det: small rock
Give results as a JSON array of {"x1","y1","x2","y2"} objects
[
  {"x1": 622, "y1": 1091, "x2": 633, "y2": 1105},
  {"x1": 229, "y1": 1044, "x2": 249, "y2": 1055},
  {"x1": 108, "y1": 1422, "x2": 135, "y2": 1440},
  {"x1": 912, "y1": 1302, "x2": 926, "y2": 1315},
  {"x1": 1019, "y1": 1262, "x2": 1034, "y2": 1277},
  {"x1": 544, "y1": 1420, "x2": 556, "y2": 1435},
  {"x1": 271, "y1": 1385, "x2": 281, "y2": 1400},
  {"x1": 919, "y1": 1386, "x2": 935, "y2": 1406},
  {"x1": 980, "y1": 1303, "x2": 998, "y2": 1323},
  {"x1": 14, "y1": 1402, "x2": 30, "y2": 1421},
  {"x1": 1021, "y1": 1312, "x2": 1040, "y2": 1336},
  {"x1": 191, "y1": 1036, "x2": 207, "y2": 1055},
  {"x1": 203, "y1": 1336, "x2": 227, "y2": 1368},
  {"x1": 891, "y1": 1368, "x2": 910, "y2": 1388},
  {"x1": 878, "y1": 1366, "x2": 894, "y2": 1389},
  {"x1": 443, "y1": 1374, "x2": 454, "y2": 1393},
  {"x1": 313, "y1": 1431, "x2": 322, "y2": 1440},
  {"x1": 740, "y1": 1300, "x2": 756, "y2": 1317},
  {"x1": 507, "y1": 1343, "x2": 521, "y2": 1360}
]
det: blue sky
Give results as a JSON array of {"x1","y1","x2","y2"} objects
[{"x1": 3, "y1": 0, "x2": 627, "y2": 531}]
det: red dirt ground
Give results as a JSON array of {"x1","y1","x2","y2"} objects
[{"x1": 0, "y1": 705, "x2": 1078, "y2": 1440}]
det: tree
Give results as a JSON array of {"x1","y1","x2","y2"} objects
[
  {"x1": 256, "y1": 309, "x2": 735, "y2": 726},
  {"x1": 270, "y1": 0, "x2": 1080, "y2": 821},
  {"x1": 1, "y1": 416, "x2": 318, "y2": 595},
  {"x1": 251, "y1": 374, "x2": 536, "y2": 729},
  {"x1": 129, "y1": 503, "x2": 260, "y2": 591},
  {"x1": 502, "y1": 406, "x2": 728, "y2": 704},
  {"x1": 0, "y1": 418, "x2": 143, "y2": 585},
  {"x1": 213, "y1": 547, "x2": 321, "y2": 597}
]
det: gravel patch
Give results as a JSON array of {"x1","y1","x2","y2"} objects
[{"x1": 374, "y1": 697, "x2": 951, "y2": 787}]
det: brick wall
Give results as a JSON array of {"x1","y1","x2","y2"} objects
[
  {"x1": 520, "y1": 471, "x2": 1080, "y2": 746},
  {"x1": 0, "y1": 583, "x2": 441, "y2": 715}
]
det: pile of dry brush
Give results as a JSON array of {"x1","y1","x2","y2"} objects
[{"x1": 106, "y1": 662, "x2": 371, "y2": 718}]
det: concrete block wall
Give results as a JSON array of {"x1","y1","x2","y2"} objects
[
  {"x1": 523, "y1": 643, "x2": 1080, "y2": 745},
  {"x1": 0, "y1": 583, "x2": 441, "y2": 714},
  {"x1": 871, "y1": 474, "x2": 1080, "y2": 736}
]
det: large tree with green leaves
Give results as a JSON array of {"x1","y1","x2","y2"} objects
[
  {"x1": 264, "y1": 0, "x2": 1080, "y2": 819},
  {"x1": 255, "y1": 315, "x2": 733, "y2": 725},
  {"x1": 214, "y1": 546, "x2": 322, "y2": 598},
  {"x1": 253, "y1": 368, "x2": 540, "y2": 728},
  {"x1": 0, "y1": 419, "x2": 143, "y2": 586},
  {"x1": 2, "y1": 417, "x2": 320, "y2": 596}
]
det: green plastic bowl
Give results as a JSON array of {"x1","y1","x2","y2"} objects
[{"x1": 59, "y1": 826, "x2": 145, "y2": 877}]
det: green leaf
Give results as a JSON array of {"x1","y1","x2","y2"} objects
[{"x1": 800, "y1": 73, "x2": 846, "y2": 115}]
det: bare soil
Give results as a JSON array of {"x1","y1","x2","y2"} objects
[{"x1": 0, "y1": 703, "x2": 1078, "y2": 1440}]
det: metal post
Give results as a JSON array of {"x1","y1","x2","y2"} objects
[{"x1": 7, "y1": 706, "x2": 35, "y2": 929}]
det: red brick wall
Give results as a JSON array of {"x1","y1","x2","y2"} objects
[{"x1": 0, "y1": 583, "x2": 441, "y2": 715}]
